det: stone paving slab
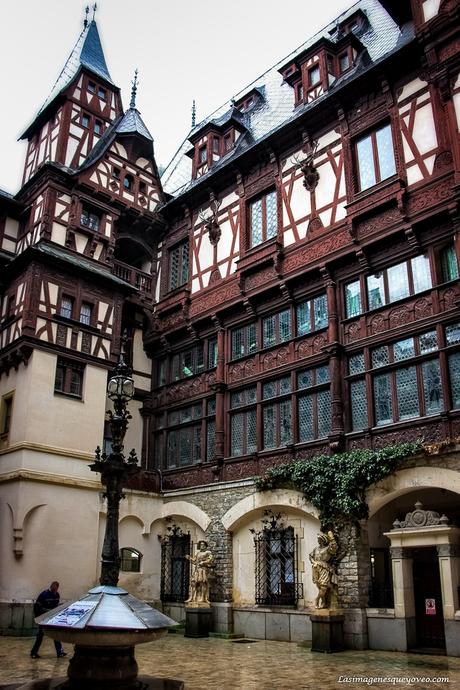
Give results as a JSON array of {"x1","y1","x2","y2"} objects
[{"x1": 1, "y1": 635, "x2": 460, "y2": 690}]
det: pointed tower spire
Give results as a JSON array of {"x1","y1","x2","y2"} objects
[
  {"x1": 130, "y1": 69, "x2": 139, "y2": 110},
  {"x1": 84, "y1": 5, "x2": 90, "y2": 29},
  {"x1": 191, "y1": 99, "x2": 196, "y2": 128},
  {"x1": 92, "y1": 3, "x2": 97, "y2": 20}
]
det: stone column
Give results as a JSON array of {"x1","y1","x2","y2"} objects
[
  {"x1": 437, "y1": 543, "x2": 460, "y2": 620},
  {"x1": 336, "y1": 522, "x2": 370, "y2": 649},
  {"x1": 390, "y1": 547, "x2": 415, "y2": 619}
]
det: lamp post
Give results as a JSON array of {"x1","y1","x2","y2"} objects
[
  {"x1": 33, "y1": 335, "x2": 180, "y2": 690},
  {"x1": 91, "y1": 339, "x2": 139, "y2": 587}
]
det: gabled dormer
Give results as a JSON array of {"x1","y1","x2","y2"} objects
[
  {"x1": 234, "y1": 87, "x2": 264, "y2": 114},
  {"x1": 187, "y1": 108, "x2": 248, "y2": 179},
  {"x1": 279, "y1": 17, "x2": 366, "y2": 106},
  {"x1": 20, "y1": 17, "x2": 123, "y2": 185}
]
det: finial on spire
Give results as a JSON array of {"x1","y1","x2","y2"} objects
[
  {"x1": 92, "y1": 3, "x2": 97, "y2": 20},
  {"x1": 83, "y1": 5, "x2": 90, "y2": 28},
  {"x1": 191, "y1": 99, "x2": 196, "y2": 128},
  {"x1": 130, "y1": 69, "x2": 139, "y2": 110}
]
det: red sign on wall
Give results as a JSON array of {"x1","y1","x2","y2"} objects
[{"x1": 425, "y1": 598, "x2": 436, "y2": 615}]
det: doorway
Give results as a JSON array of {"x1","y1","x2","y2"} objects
[{"x1": 412, "y1": 547, "x2": 445, "y2": 651}]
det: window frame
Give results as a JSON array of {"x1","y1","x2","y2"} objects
[
  {"x1": 80, "y1": 206, "x2": 101, "y2": 232},
  {"x1": 0, "y1": 392, "x2": 14, "y2": 439},
  {"x1": 248, "y1": 189, "x2": 278, "y2": 248},
  {"x1": 231, "y1": 323, "x2": 258, "y2": 360},
  {"x1": 120, "y1": 547, "x2": 142, "y2": 573},
  {"x1": 54, "y1": 358, "x2": 85, "y2": 399},
  {"x1": 355, "y1": 122, "x2": 396, "y2": 192},
  {"x1": 168, "y1": 240, "x2": 190, "y2": 291}
]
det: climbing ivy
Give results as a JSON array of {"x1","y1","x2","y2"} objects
[{"x1": 255, "y1": 440, "x2": 424, "y2": 529}]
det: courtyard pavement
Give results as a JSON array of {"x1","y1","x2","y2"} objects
[{"x1": 1, "y1": 634, "x2": 460, "y2": 689}]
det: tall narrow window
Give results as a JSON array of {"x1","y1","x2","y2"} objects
[
  {"x1": 160, "y1": 527, "x2": 191, "y2": 603},
  {"x1": 231, "y1": 323, "x2": 257, "y2": 359},
  {"x1": 345, "y1": 280, "x2": 362, "y2": 318},
  {"x1": 1, "y1": 394, "x2": 13, "y2": 437},
  {"x1": 169, "y1": 241, "x2": 189, "y2": 290},
  {"x1": 296, "y1": 294, "x2": 328, "y2": 335},
  {"x1": 356, "y1": 123, "x2": 396, "y2": 191},
  {"x1": 230, "y1": 386, "x2": 257, "y2": 456},
  {"x1": 249, "y1": 190, "x2": 277, "y2": 247},
  {"x1": 60, "y1": 296, "x2": 74, "y2": 320},
  {"x1": 298, "y1": 366, "x2": 331, "y2": 441},
  {"x1": 440, "y1": 244, "x2": 459, "y2": 283},
  {"x1": 79, "y1": 302, "x2": 92, "y2": 326},
  {"x1": 262, "y1": 309, "x2": 291, "y2": 348},
  {"x1": 262, "y1": 377, "x2": 292, "y2": 449}
]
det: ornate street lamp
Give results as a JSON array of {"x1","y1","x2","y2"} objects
[{"x1": 34, "y1": 335, "x2": 182, "y2": 690}]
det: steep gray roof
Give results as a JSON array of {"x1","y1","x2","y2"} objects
[
  {"x1": 161, "y1": 0, "x2": 413, "y2": 197},
  {"x1": 21, "y1": 20, "x2": 114, "y2": 139},
  {"x1": 78, "y1": 107, "x2": 153, "y2": 173}
]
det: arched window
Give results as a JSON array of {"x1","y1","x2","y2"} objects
[
  {"x1": 124, "y1": 174, "x2": 134, "y2": 191},
  {"x1": 120, "y1": 547, "x2": 142, "y2": 572}
]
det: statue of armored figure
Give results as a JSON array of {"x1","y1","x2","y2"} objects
[
  {"x1": 309, "y1": 530, "x2": 339, "y2": 609},
  {"x1": 185, "y1": 540, "x2": 214, "y2": 608}
]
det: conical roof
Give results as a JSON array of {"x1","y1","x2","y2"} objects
[
  {"x1": 115, "y1": 108, "x2": 153, "y2": 141},
  {"x1": 21, "y1": 20, "x2": 115, "y2": 140}
]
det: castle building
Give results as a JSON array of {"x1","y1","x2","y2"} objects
[{"x1": 1, "y1": 0, "x2": 460, "y2": 655}]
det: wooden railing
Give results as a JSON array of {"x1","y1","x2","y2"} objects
[{"x1": 112, "y1": 260, "x2": 152, "y2": 294}]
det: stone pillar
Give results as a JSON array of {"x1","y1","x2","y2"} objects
[
  {"x1": 206, "y1": 520, "x2": 234, "y2": 634},
  {"x1": 390, "y1": 547, "x2": 415, "y2": 619},
  {"x1": 336, "y1": 522, "x2": 370, "y2": 649},
  {"x1": 436, "y1": 543, "x2": 460, "y2": 620}
]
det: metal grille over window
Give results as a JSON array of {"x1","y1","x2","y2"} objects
[
  {"x1": 160, "y1": 526, "x2": 191, "y2": 603},
  {"x1": 250, "y1": 511, "x2": 303, "y2": 607}
]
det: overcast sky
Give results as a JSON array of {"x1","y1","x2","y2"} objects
[{"x1": 0, "y1": 0, "x2": 352, "y2": 193}]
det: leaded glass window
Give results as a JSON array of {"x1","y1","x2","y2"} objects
[
  {"x1": 171, "y1": 344, "x2": 204, "y2": 381},
  {"x1": 349, "y1": 353, "x2": 365, "y2": 375},
  {"x1": 350, "y1": 379, "x2": 368, "y2": 430},
  {"x1": 387, "y1": 263, "x2": 409, "y2": 302},
  {"x1": 208, "y1": 338, "x2": 218, "y2": 368},
  {"x1": 440, "y1": 244, "x2": 459, "y2": 283},
  {"x1": 169, "y1": 241, "x2": 189, "y2": 290},
  {"x1": 166, "y1": 404, "x2": 202, "y2": 469},
  {"x1": 394, "y1": 338, "x2": 415, "y2": 362},
  {"x1": 297, "y1": 366, "x2": 331, "y2": 441},
  {"x1": 372, "y1": 346, "x2": 390, "y2": 368},
  {"x1": 356, "y1": 123, "x2": 396, "y2": 191},
  {"x1": 250, "y1": 190, "x2": 277, "y2": 247},
  {"x1": 230, "y1": 386, "x2": 257, "y2": 456},
  {"x1": 422, "y1": 360, "x2": 443, "y2": 415},
  {"x1": 263, "y1": 309, "x2": 291, "y2": 348},
  {"x1": 60, "y1": 295, "x2": 74, "y2": 319},
  {"x1": 374, "y1": 373, "x2": 393, "y2": 426},
  {"x1": 231, "y1": 323, "x2": 257, "y2": 359},
  {"x1": 448, "y1": 353, "x2": 460, "y2": 409},
  {"x1": 296, "y1": 294, "x2": 328, "y2": 335},
  {"x1": 367, "y1": 273, "x2": 385, "y2": 310},
  {"x1": 446, "y1": 323, "x2": 460, "y2": 346},
  {"x1": 262, "y1": 377, "x2": 292, "y2": 449},
  {"x1": 345, "y1": 279, "x2": 362, "y2": 318},
  {"x1": 396, "y1": 366, "x2": 419, "y2": 420}
]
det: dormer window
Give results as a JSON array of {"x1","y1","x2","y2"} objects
[
  {"x1": 339, "y1": 52, "x2": 350, "y2": 73},
  {"x1": 212, "y1": 137, "x2": 220, "y2": 154},
  {"x1": 198, "y1": 146, "x2": 207, "y2": 164},
  {"x1": 224, "y1": 133, "x2": 233, "y2": 151},
  {"x1": 308, "y1": 66, "x2": 321, "y2": 87}
]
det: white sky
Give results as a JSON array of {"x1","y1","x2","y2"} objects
[{"x1": 0, "y1": 0, "x2": 352, "y2": 194}]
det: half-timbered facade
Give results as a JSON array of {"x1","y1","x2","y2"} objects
[{"x1": 1, "y1": 0, "x2": 460, "y2": 656}]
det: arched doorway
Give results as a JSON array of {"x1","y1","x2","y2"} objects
[{"x1": 367, "y1": 486, "x2": 460, "y2": 655}]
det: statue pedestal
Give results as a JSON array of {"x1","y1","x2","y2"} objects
[
  {"x1": 184, "y1": 606, "x2": 212, "y2": 638},
  {"x1": 310, "y1": 609, "x2": 344, "y2": 653}
]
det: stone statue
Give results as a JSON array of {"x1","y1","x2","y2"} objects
[
  {"x1": 185, "y1": 540, "x2": 214, "y2": 607},
  {"x1": 309, "y1": 530, "x2": 339, "y2": 609}
]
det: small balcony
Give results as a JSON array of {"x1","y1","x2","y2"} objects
[{"x1": 112, "y1": 259, "x2": 152, "y2": 295}]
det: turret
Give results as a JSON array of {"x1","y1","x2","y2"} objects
[{"x1": 20, "y1": 8, "x2": 122, "y2": 186}]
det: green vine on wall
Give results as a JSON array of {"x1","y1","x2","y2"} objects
[{"x1": 255, "y1": 440, "x2": 424, "y2": 529}]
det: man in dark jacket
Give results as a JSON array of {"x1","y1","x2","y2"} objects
[{"x1": 30, "y1": 581, "x2": 66, "y2": 659}]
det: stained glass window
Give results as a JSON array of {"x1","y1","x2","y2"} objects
[
  {"x1": 448, "y1": 353, "x2": 460, "y2": 409},
  {"x1": 349, "y1": 353, "x2": 365, "y2": 375},
  {"x1": 396, "y1": 366, "x2": 419, "y2": 420},
  {"x1": 420, "y1": 331, "x2": 438, "y2": 354},
  {"x1": 446, "y1": 323, "x2": 460, "y2": 346},
  {"x1": 372, "y1": 346, "x2": 390, "y2": 368},
  {"x1": 394, "y1": 338, "x2": 415, "y2": 362},
  {"x1": 422, "y1": 360, "x2": 443, "y2": 415},
  {"x1": 374, "y1": 373, "x2": 393, "y2": 426}
]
